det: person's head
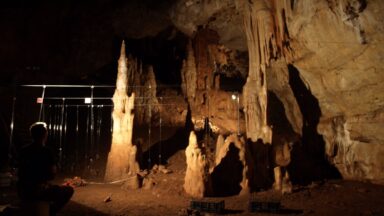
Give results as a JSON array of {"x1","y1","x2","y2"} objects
[{"x1": 30, "y1": 122, "x2": 48, "y2": 145}]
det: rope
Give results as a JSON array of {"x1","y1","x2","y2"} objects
[{"x1": 86, "y1": 176, "x2": 137, "y2": 185}]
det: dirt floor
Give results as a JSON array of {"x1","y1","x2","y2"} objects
[{"x1": 1, "y1": 150, "x2": 384, "y2": 216}]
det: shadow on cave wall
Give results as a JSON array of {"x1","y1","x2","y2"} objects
[
  {"x1": 247, "y1": 139, "x2": 274, "y2": 192},
  {"x1": 245, "y1": 91, "x2": 300, "y2": 192},
  {"x1": 139, "y1": 106, "x2": 193, "y2": 169},
  {"x1": 210, "y1": 143, "x2": 243, "y2": 197},
  {"x1": 287, "y1": 64, "x2": 341, "y2": 185}
]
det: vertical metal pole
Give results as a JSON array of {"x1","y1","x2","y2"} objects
[
  {"x1": 76, "y1": 105, "x2": 79, "y2": 165},
  {"x1": 148, "y1": 85, "x2": 151, "y2": 168},
  {"x1": 63, "y1": 105, "x2": 68, "y2": 160},
  {"x1": 59, "y1": 98, "x2": 65, "y2": 169},
  {"x1": 237, "y1": 93, "x2": 240, "y2": 136},
  {"x1": 96, "y1": 105, "x2": 102, "y2": 155},
  {"x1": 90, "y1": 86, "x2": 94, "y2": 158},
  {"x1": 148, "y1": 104, "x2": 151, "y2": 169},
  {"x1": 38, "y1": 85, "x2": 46, "y2": 121},
  {"x1": 9, "y1": 97, "x2": 16, "y2": 160},
  {"x1": 64, "y1": 105, "x2": 68, "y2": 142},
  {"x1": 159, "y1": 98, "x2": 162, "y2": 165},
  {"x1": 47, "y1": 105, "x2": 51, "y2": 140},
  {"x1": 110, "y1": 106, "x2": 113, "y2": 133},
  {"x1": 85, "y1": 105, "x2": 90, "y2": 161}
]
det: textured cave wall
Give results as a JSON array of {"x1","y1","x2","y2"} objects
[
  {"x1": 172, "y1": 0, "x2": 384, "y2": 184},
  {"x1": 238, "y1": 0, "x2": 384, "y2": 183},
  {"x1": 285, "y1": 0, "x2": 384, "y2": 183},
  {"x1": 179, "y1": 27, "x2": 247, "y2": 135}
]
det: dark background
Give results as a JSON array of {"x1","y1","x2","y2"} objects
[{"x1": 0, "y1": 0, "x2": 188, "y2": 170}]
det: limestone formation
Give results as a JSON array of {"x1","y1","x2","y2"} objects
[
  {"x1": 180, "y1": 27, "x2": 247, "y2": 135},
  {"x1": 243, "y1": 0, "x2": 287, "y2": 143},
  {"x1": 284, "y1": 0, "x2": 384, "y2": 183},
  {"x1": 213, "y1": 133, "x2": 251, "y2": 194},
  {"x1": 105, "y1": 41, "x2": 140, "y2": 182},
  {"x1": 184, "y1": 131, "x2": 211, "y2": 197},
  {"x1": 181, "y1": 40, "x2": 197, "y2": 103},
  {"x1": 272, "y1": 140, "x2": 293, "y2": 193},
  {"x1": 267, "y1": 59, "x2": 303, "y2": 135},
  {"x1": 173, "y1": 0, "x2": 384, "y2": 184}
]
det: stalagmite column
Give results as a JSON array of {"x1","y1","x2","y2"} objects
[
  {"x1": 181, "y1": 40, "x2": 197, "y2": 104},
  {"x1": 241, "y1": 0, "x2": 276, "y2": 143},
  {"x1": 105, "y1": 41, "x2": 140, "y2": 182},
  {"x1": 184, "y1": 131, "x2": 211, "y2": 197}
]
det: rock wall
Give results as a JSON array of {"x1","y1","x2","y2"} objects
[
  {"x1": 172, "y1": 0, "x2": 384, "y2": 183},
  {"x1": 240, "y1": 0, "x2": 293, "y2": 143},
  {"x1": 179, "y1": 27, "x2": 246, "y2": 135},
  {"x1": 285, "y1": 0, "x2": 384, "y2": 183}
]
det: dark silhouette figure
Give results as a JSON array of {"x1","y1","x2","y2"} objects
[{"x1": 18, "y1": 122, "x2": 73, "y2": 216}]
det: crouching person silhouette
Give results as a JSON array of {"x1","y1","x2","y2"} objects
[{"x1": 17, "y1": 122, "x2": 73, "y2": 216}]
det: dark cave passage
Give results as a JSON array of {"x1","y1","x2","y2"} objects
[
  {"x1": 247, "y1": 138, "x2": 274, "y2": 192},
  {"x1": 139, "y1": 106, "x2": 193, "y2": 169},
  {"x1": 210, "y1": 143, "x2": 243, "y2": 197},
  {"x1": 287, "y1": 64, "x2": 341, "y2": 184}
]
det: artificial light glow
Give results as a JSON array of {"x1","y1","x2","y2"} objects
[
  {"x1": 231, "y1": 94, "x2": 237, "y2": 100},
  {"x1": 84, "y1": 98, "x2": 92, "y2": 104}
]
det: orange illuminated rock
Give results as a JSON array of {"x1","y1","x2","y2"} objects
[{"x1": 105, "y1": 41, "x2": 140, "y2": 182}]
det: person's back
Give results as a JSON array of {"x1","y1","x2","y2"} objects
[
  {"x1": 18, "y1": 142, "x2": 55, "y2": 199},
  {"x1": 17, "y1": 122, "x2": 73, "y2": 216}
]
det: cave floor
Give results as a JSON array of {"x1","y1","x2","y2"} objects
[
  {"x1": 1, "y1": 151, "x2": 384, "y2": 215},
  {"x1": 57, "y1": 179, "x2": 384, "y2": 216}
]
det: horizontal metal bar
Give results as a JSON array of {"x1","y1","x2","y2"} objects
[
  {"x1": 43, "y1": 103, "x2": 180, "y2": 106},
  {"x1": 41, "y1": 96, "x2": 178, "y2": 100},
  {"x1": 21, "y1": 84, "x2": 114, "y2": 88},
  {"x1": 20, "y1": 84, "x2": 181, "y2": 88}
]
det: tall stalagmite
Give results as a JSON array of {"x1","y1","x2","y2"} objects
[
  {"x1": 105, "y1": 41, "x2": 140, "y2": 182},
  {"x1": 184, "y1": 131, "x2": 211, "y2": 197}
]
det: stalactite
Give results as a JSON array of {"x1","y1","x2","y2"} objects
[
  {"x1": 242, "y1": 0, "x2": 272, "y2": 143},
  {"x1": 181, "y1": 40, "x2": 197, "y2": 104},
  {"x1": 105, "y1": 41, "x2": 140, "y2": 182},
  {"x1": 241, "y1": 0, "x2": 293, "y2": 143}
]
